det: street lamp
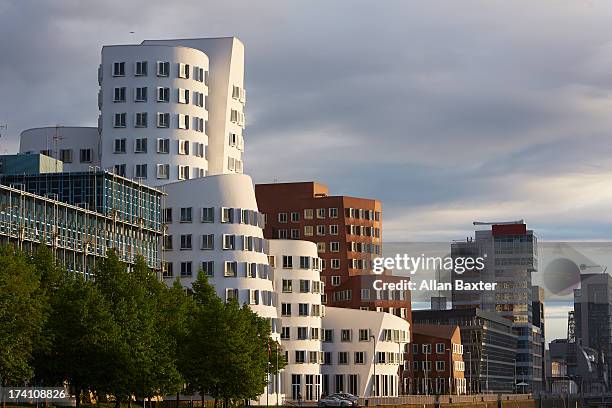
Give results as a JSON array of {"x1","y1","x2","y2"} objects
[{"x1": 370, "y1": 334, "x2": 377, "y2": 398}]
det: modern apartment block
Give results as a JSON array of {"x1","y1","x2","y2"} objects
[
  {"x1": 19, "y1": 37, "x2": 245, "y2": 182},
  {"x1": 450, "y1": 221, "x2": 543, "y2": 393},
  {"x1": 0, "y1": 155, "x2": 164, "y2": 276},
  {"x1": 412, "y1": 308, "x2": 518, "y2": 394},
  {"x1": 255, "y1": 182, "x2": 411, "y2": 321},
  {"x1": 410, "y1": 324, "x2": 466, "y2": 395}
]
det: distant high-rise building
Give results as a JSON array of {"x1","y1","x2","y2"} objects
[
  {"x1": 574, "y1": 273, "x2": 612, "y2": 389},
  {"x1": 450, "y1": 221, "x2": 544, "y2": 393}
]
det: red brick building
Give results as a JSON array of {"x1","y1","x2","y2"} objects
[
  {"x1": 255, "y1": 182, "x2": 411, "y2": 320},
  {"x1": 410, "y1": 324, "x2": 466, "y2": 395}
]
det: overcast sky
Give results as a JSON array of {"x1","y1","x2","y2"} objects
[{"x1": 1, "y1": 0, "x2": 612, "y2": 243}]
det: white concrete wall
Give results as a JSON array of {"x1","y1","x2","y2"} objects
[
  {"x1": 270, "y1": 240, "x2": 324, "y2": 401},
  {"x1": 19, "y1": 127, "x2": 101, "y2": 172},
  {"x1": 141, "y1": 38, "x2": 245, "y2": 176},
  {"x1": 99, "y1": 44, "x2": 210, "y2": 185},
  {"x1": 159, "y1": 174, "x2": 277, "y2": 323},
  {"x1": 322, "y1": 307, "x2": 410, "y2": 398}
]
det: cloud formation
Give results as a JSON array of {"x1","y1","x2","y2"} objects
[{"x1": 1, "y1": 0, "x2": 612, "y2": 241}]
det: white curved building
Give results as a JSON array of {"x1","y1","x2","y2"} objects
[
  {"x1": 99, "y1": 44, "x2": 210, "y2": 183},
  {"x1": 322, "y1": 307, "x2": 410, "y2": 398},
  {"x1": 270, "y1": 240, "x2": 325, "y2": 402},
  {"x1": 159, "y1": 173, "x2": 278, "y2": 326},
  {"x1": 19, "y1": 126, "x2": 101, "y2": 172}
]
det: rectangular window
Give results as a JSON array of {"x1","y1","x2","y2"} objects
[
  {"x1": 134, "y1": 138, "x2": 147, "y2": 153},
  {"x1": 331, "y1": 276, "x2": 341, "y2": 286},
  {"x1": 201, "y1": 234, "x2": 214, "y2": 250},
  {"x1": 316, "y1": 225, "x2": 326, "y2": 236},
  {"x1": 329, "y1": 208, "x2": 339, "y2": 218},
  {"x1": 222, "y1": 234, "x2": 236, "y2": 250},
  {"x1": 157, "y1": 61, "x2": 169, "y2": 77},
  {"x1": 338, "y1": 352, "x2": 349, "y2": 365},
  {"x1": 180, "y1": 261, "x2": 192, "y2": 277},
  {"x1": 323, "y1": 352, "x2": 332, "y2": 365},
  {"x1": 282, "y1": 255, "x2": 293, "y2": 269},
  {"x1": 135, "y1": 61, "x2": 147, "y2": 76},
  {"x1": 163, "y1": 235, "x2": 173, "y2": 250},
  {"x1": 180, "y1": 207, "x2": 193, "y2": 223},
  {"x1": 163, "y1": 208, "x2": 173, "y2": 223},
  {"x1": 297, "y1": 327, "x2": 308, "y2": 340},
  {"x1": 112, "y1": 62, "x2": 125, "y2": 77},
  {"x1": 201, "y1": 207, "x2": 214, "y2": 223},
  {"x1": 330, "y1": 242, "x2": 340, "y2": 252},
  {"x1": 304, "y1": 209, "x2": 313, "y2": 219},
  {"x1": 135, "y1": 112, "x2": 148, "y2": 128},
  {"x1": 330, "y1": 225, "x2": 339, "y2": 235},
  {"x1": 194, "y1": 66, "x2": 205, "y2": 82},
  {"x1": 224, "y1": 261, "x2": 238, "y2": 277},
  {"x1": 282, "y1": 279, "x2": 293, "y2": 293},
  {"x1": 113, "y1": 87, "x2": 126, "y2": 102},
  {"x1": 178, "y1": 63, "x2": 190, "y2": 79},
  {"x1": 359, "y1": 329, "x2": 370, "y2": 341},
  {"x1": 178, "y1": 165, "x2": 190, "y2": 180},
  {"x1": 281, "y1": 327, "x2": 290, "y2": 340},
  {"x1": 178, "y1": 113, "x2": 190, "y2": 130},
  {"x1": 180, "y1": 234, "x2": 192, "y2": 250},
  {"x1": 156, "y1": 138, "x2": 170, "y2": 154},
  {"x1": 80, "y1": 149, "x2": 92, "y2": 163},
  {"x1": 331, "y1": 259, "x2": 340, "y2": 269},
  {"x1": 157, "y1": 112, "x2": 170, "y2": 128},
  {"x1": 59, "y1": 149, "x2": 72, "y2": 163},
  {"x1": 178, "y1": 140, "x2": 189, "y2": 155},
  {"x1": 202, "y1": 261, "x2": 214, "y2": 277},
  {"x1": 304, "y1": 226, "x2": 313, "y2": 236},
  {"x1": 157, "y1": 87, "x2": 170, "y2": 102},
  {"x1": 134, "y1": 164, "x2": 147, "y2": 178},
  {"x1": 135, "y1": 87, "x2": 147, "y2": 102},
  {"x1": 221, "y1": 207, "x2": 233, "y2": 223},
  {"x1": 225, "y1": 288, "x2": 238, "y2": 302},
  {"x1": 295, "y1": 351, "x2": 306, "y2": 364},
  {"x1": 290, "y1": 229, "x2": 300, "y2": 239},
  {"x1": 114, "y1": 138, "x2": 126, "y2": 153},
  {"x1": 281, "y1": 303, "x2": 292, "y2": 316},
  {"x1": 299, "y1": 256, "x2": 310, "y2": 269},
  {"x1": 436, "y1": 343, "x2": 445, "y2": 354},
  {"x1": 298, "y1": 303, "x2": 309, "y2": 316},
  {"x1": 341, "y1": 329, "x2": 352, "y2": 342},
  {"x1": 113, "y1": 113, "x2": 126, "y2": 128},
  {"x1": 299, "y1": 280, "x2": 310, "y2": 293},
  {"x1": 156, "y1": 164, "x2": 169, "y2": 179}
]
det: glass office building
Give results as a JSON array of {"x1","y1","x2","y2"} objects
[{"x1": 0, "y1": 171, "x2": 164, "y2": 277}]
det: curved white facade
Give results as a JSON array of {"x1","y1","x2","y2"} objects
[
  {"x1": 160, "y1": 174, "x2": 278, "y2": 325},
  {"x1": 19, "y1": 126, "x2": 101, "y2": 172},
  {"x1": 322, "y1": 308, "x2": 410, "y2": 398},
  {"x1": 270, "y1": 240, "x2": 324, "y2": 402},
  {"x1": 99, "y1": 45, "x2": 210, "y2": 184}
]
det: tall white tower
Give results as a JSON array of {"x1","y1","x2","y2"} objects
[{"x1": 98, "y1": 37, "x2": 245, "y2": 186}]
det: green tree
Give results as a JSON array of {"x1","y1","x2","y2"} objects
[
  {"x1": 38, "y1": 272, "x2": 118, "y2": 407},
  {"x1": 0, "y1": 245, "x2": 45, "y2": 385}
]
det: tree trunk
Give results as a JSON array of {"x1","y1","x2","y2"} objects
[{"x1": 176, "y1": 392, "x2": 180, "y2": 408}]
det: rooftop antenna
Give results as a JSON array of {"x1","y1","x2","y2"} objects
[{"x1": 52, "y1": 125, "x2": 64, "y2": 172}]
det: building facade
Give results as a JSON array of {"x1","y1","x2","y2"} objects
[
  {"x1": 255, "y1": 182, "x2": 411, "y2": 320},
  {"x1": 450, "y1": 221, "x2": 544, "y2": 393},
  {"x1": 270, "y1": 240, "x2": 324, "y2": 402},
  {"x1": 410, "y1": 325, "x2": 466, "y2": 395},
  {"x1": 19, "y1": 127, "x2": 101, "y2": 172},
  {"x1": 0, "y1": 172, "x2": 163, "y2": 277},
  {"x1": 412, "y1": 308, "x2": 518, "y2": 394}
]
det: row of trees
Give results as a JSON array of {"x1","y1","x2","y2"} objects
[{"x1": 0, "y1": 245, "x2": 284, "y2": 407}]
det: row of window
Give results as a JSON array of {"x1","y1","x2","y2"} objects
[
  {"x1": 411, "y1": 360, "x2": 465, "y2": 372},
  {"x1": 277, "y1": 208, "x2": 339, "y2": 222},
  {"x1": 163, "y1": 206, "x2": 264, "y2": 227},
  {"x1": 275, "y1": 225, "x2": 380, "y2": 240},
  {"x1": 412, "y1": 343, "x2": 464, "y2": 355},
  {"x1": 111, "y1": 86, "x2": 206, "y2": 107},
  {"x1": 40, "y1": 148, "x2": 92, "y2": 164},
  {"x1": 163, "y1": 260, "x2": 272, "y2": 280},
  {"x1": 280, "y1": 303, "x2": 324, "y2": 317},
  {"x1": 269, "y1": 254, "x2": 322, "y2": 271},
  {"x1": 320, "y1": 328, "x2": 409, "y2": 343},
  {"x1": 114, "y1": 138, "x2": 206, "y2": 159},
  {"x1": 111, "y1": 163, "x2": 206, "y2": 180},
  {"x1": 164, "y1": 233, "x2": 266, "y2": 253},
  {"x1": 112, "y1": 112, "x2": 207, "y2": 131},
  {"x1": 359, "y1": 288, "x2": 408, "y2": 301},
  {"x1": 287, "y1": 350, "x2": 402, "y2": 366},
  {"x1": 346, "y1": 208, "x2": 381, "y2": 221},
  {"x1": 110, "y1": 61, "x2": 208, "y2": 83},
  {"x1": 280, "y1": 279, "x2": 324, "y2": 294}
]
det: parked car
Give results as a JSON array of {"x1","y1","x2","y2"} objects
[
  {"x1": 330, "y1": 393, "x2": 359, "y2": 406},
  {"x1": 318, "y1": 395, "x2": 352, "y2": 407}
]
